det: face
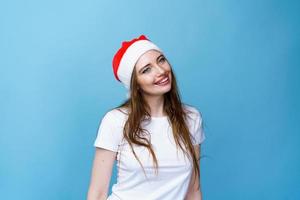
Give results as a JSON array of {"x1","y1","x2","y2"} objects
[{"x1": 134, "y1": 50, "x2": 172, "y2": 97}]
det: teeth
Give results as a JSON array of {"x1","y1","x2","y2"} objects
[{"x1": 156, "y1": 77, "x2": 168, "y2": 84}]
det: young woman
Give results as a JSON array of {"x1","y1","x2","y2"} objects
[{"x1": 87, "y1": 35, "x2": 206, "y2": 200}]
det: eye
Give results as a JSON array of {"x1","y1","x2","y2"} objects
[
  {"x1": 142, "y1": 67, "x2": 151, "y2": 74},
  {"x1": 159, "y1": 57, "x2": 166, "y2": 63}
]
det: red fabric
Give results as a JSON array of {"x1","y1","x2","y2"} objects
[{"x1": 112, "y1": 35, "x2": 149, "y2": 81}]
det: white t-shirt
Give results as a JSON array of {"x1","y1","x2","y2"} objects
[{"x1": 94, "y1": 104, "x2": 206, "y2": 200}]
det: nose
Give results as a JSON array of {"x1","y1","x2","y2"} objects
[{"x1": 154, "y1": 64, "x2": 165, "y2": 75}]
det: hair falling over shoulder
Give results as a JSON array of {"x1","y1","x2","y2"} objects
[{"x1": 115, "y1": 67, "x2": 200, "y2": 189}]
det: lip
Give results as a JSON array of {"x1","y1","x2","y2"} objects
[{"x1": 154, "y1": 76, "x2": 169, "y2": 85}]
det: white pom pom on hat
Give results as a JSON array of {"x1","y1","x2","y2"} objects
[{"x1": 112, "y1": 35, "x2": 162, "y2": 90}]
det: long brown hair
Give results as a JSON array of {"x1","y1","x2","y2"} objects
[{"x1": 116, "y1": 60, "x2": 201, "y2": 189}]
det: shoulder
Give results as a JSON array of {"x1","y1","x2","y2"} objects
[
  {"x1": 101, "y1": 107, "x2": 129, "y2": 124},
  {"x1": 182, "y1": 104, "x2": 206, "y2": 145},
  {"x1": 182, "y1": 103, "x2": 202, "y2": 120}
]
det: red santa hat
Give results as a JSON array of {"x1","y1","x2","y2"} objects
[{"x1": 112, "y1": 35, "x2": 162, "y2": 89}]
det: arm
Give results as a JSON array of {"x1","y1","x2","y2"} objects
[
  {"x1": 87, "y1": 147, "x2": 117, "y2": 200},
  {"x1": 185, "y1": 144, "x2": 203, "y2": 200}
]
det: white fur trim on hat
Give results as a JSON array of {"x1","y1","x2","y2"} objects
[{"x1": 117, "y1": 40, "x2": 161, "y2": 89}]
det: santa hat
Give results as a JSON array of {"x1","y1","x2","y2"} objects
[{"x1": 112, "y1": 35, "x2": 162, "y2": 90}]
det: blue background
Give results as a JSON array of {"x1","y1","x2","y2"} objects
[{"x1": 1, "y1": 0, "x2": 299, "y2": 199}]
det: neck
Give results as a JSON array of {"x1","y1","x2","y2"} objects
[{"x1": 143, "y1": 94, "x2": 165, "y2": 117}]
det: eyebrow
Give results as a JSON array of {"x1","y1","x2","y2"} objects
[{"x1": 138, "y1": 54, "x2": 164, "y2": 73}]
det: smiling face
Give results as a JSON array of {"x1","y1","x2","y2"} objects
[{"x1": 134, "y1": 50, "x2": 172, "y2": 98}]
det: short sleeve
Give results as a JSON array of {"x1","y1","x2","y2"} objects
[
  {"x1": 93, "y1": 111, "x2": 124, "y2": 152},
  {"x1": 187, "y1": 107, "x2": 206, "y2": 146}
]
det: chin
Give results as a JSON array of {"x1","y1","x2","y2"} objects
[
  {"x1": 143, "y1": 88, "x2": 171, "y2": 96},
  {"x1": 141, "y1": 83, "x2": 172, "y2": 96},
  {"x1": 151, "y1": 86, "x2": 172, "y2": 96},
  {"x1": 162, "y1": 86, "x2": 172, "y2": 94}
]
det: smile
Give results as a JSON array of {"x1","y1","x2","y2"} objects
[{"x1": 154, "y1": 76, "x2": 169, "y2": 86}]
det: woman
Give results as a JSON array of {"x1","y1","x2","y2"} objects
[{"x1": 87, "y1": 35, "x2": 206, "y2": 200}]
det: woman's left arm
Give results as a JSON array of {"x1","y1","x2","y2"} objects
[{"x1": 184, "y1": 144, "x2": 203, "y2": 200}]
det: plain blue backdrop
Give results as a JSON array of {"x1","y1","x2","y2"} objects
[{"x1": 0, "y1": 0, "x2": 299, "y2": 199}]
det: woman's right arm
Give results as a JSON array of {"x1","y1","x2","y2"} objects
[{"x1": 87, "y1": 147, "x2": 117, "y2": 200}]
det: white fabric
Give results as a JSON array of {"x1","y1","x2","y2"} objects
[
  {"x1": 94, "y1": 104, "x2": 206, "y2": 200},
  {"x1": 117, "y1": 40, "x2": 161, "y2": 89}
]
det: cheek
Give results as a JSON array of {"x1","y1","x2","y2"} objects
[
  {"x1": 142, "y1": 77, "x2": 154, "y2": 86},
  {"x1": 137, "y1": 76, "x2": 155, "y2": 90},
  {"x1": 137, "y1": 76, "x2": 148, "y2": 85}
]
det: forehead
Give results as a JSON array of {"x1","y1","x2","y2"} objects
[{"x1": 135, "y1": 50, "x2": 162, "y2": 70}]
